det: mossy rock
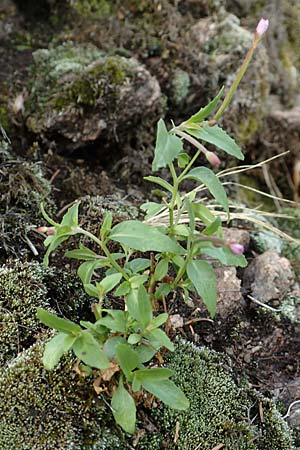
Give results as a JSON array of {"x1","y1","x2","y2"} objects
[
  {"x1": 25, "y1": 42, "x2": 163, "y2": 152},
  {"x1": 0, "y1": 339, "x2": 128, "y2": 450},
  {"x1": 0, "y1": 260, "x2": 92, "y2": 365},
  {"x1": 0, "y1": 150, "x2": 54, "y2": 262},
  {"x1": 137, "y1": 341, "x2": 296, "y2": 450}
]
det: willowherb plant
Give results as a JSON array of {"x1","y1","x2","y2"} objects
[{"x1": 37, "y1": 19, "x2": 269, "y2": 434}]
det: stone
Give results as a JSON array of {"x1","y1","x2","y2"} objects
[
  {"x1": 243, "y1": 250, "x2": 295, "y2": 302},
  {"x1": 24, "y1": 42, "x2": 163, "y2": 152},
  {"x1": 216, "y1": 266, "x2": 242, "y2": 318}
]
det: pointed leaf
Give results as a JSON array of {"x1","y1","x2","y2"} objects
[
  {"x1": 65, "y1": 244, "x2": 99, "y2": 261},
  {"x1": 142, "y1": 379, "x2": 189, "y2": 410},
  {"x1": 43, "y1": 332, "x2": 76, "y2": 370},
  {"x1": 98, "y1": 273, "x2": 122, "y2": 294},
  {"x1": 186, "y1": 87, "x2": 224, "y2": 124},
  {"x1": 73, "y1": 331, "x2": 109, "y2": 369},
  {"x1": 187, "y1": 260, "x2": 217, "y2": 318},
  {"x1": 184, "y1": 167, "x2": 229, "y2": 214},
  {"x1": 126, "y1": 285, "x2": 153, "y2": 329},
  {"x1": 110, "y1": 220, "x2": 183, "y2": 254},
  {"x1": 201, "y1": 246, "x2": 247, "y2": 267},
  {"x1": 61, "y1": 201, "x2": 80, "y2": 227},
  {"x1": 188, "y1": 125, "x2": 244, "y2": 160},
  {"x1": 152, "y1": 119, "x2": 183, "y2": 171},
  {"x1": 111, "y1": 381, "x2": 136, "y2": 434},
  {"x1": 37, "y1": 308, "x2": 81, "y2": 334},
  {"x1": 115, "y1": 344, "x2": 140, "y2": 379}
]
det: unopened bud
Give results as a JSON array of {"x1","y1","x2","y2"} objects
[
  {"x1": 206, "y1": 151, "x2": 221, "y2": 168},
  {"x1": 229, "y1": 242, "x2": 244, "y2": 255},
  {"x1": 255, "y1": 18, "x2": 269, "y2": 38},
  {"x1": 36, "y1": 226, "x2": 55, "y2": 236}
]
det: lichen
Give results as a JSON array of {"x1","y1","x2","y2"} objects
[
  {"x1": 137, "y1": 341, "x2": 295, "y2": 450},
  {"x1": 70, "y1": 0, "x2": 112, "y2": 18},
  {"x1": 0, "y1": 340, "x2": 128, "y2": 449}
]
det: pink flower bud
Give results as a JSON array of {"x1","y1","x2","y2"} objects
[
  {"x1": 205, "y1": 151, "x2": 221, "y2": 168},
  {"x1": 229, "y1": 242, "x2": 244, "y2": 255},
  {"x1": 36, "y1": 226, "x2": 55, "y2": 236},
  {"x1": 255, "y1": 18, "x2": 269, "y2": 38}
]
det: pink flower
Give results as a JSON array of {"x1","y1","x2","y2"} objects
[
  {"x1": 229, "y1": 242, "x2": 244, "y2": 255},
  {"x1": 255, "y1": 18, "x2": 269, "y2": 38},
  {"x1": 36, "y1": 226, "x2": 55, "y2": 236},
  {"x1": 205, "y1": 151, "x2": 221, "y2": 168}
]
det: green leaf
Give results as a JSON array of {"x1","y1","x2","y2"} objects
[
  {"x1": 73, "y1": 331, "x2": 109, "y2": 369},
  {"x1": 184, "y1": 167, "x2": 229, "y2": 214},
  {"x1": 154, "y1": 283, "x2": 172, "y2": 299},
  {"x1": 135, "y1": 343, "x2": 157, "y2": 363},
  {"x1": 152, "y1": 119, "x2": 183, "y2": 171},
  {"x1": 154, "y1": 259, "x2": 169, "y2": 281},
  {"x1": 144, "y1": 176, "x2": 174, "y2": 194},
  {"x1": 134, "y1": 368, "x2": 173, "y2": 382},
  {"x1": 43, "y1": 332, "x2": 76, "y2": 370},
  {"x1": 61, "y1": 201, "x2": 80, "y2": 227},
  {"x1": 185, "y1": 87, "x2": 224, "y2": 124},
  {"x1": 177, "y1": 153, "x2": 190, "y2": 168},
  {"x1": 115, "y1": 344, "x2": 140, "y2": 380},
  {"x1": 126, "y1": 285, "x2": 153, "y2": 329},
  {"x1": 78, "y1": 260, "x2": 108, "y2": 286},
  {"x1": 142, "y1": 379, "x2": 189, "y2": 410},
  {"x1": 192, "y1": 203, "x2": 216, "y2": 226},
  {"x1": 127, "y1": 333, "x2": 142, "y2": 345},
  {"x1": 202, "y1": 217, "x2": 222, "y2": 235},
  {"x1": 201, "y1": 246, "x2": 247, "y2": 267},
  {"x1": 187, "y1": 260, "x2": 217, "y2": 318},
  {"x1": 37, "y1": 308, "x2": 81, "y2": 334},
  {"x1": 147, "y1": 328, "x2": 174, "y2": 351},
  {"x1": 173, "y1": 224, "x2": 190, "y2": 238},
  {"x1": 65, "y1": 244, "x2": 99, "y2": 261},
  {"x1": 103, "y1": 336, "x2": 126, "y2": 360},
  {"x1": 97, "y1": 310, "x2": 127, "y2": 333},
  {"x1": 97, "y1": 273, "x2": 122, "y2": 294},
  {"x1": 111, "y1": 381, "x2": 136, "y2": 434},
  {"x1": 100, "y1": 213, "x2": 113, "y2": 240},
  {"x1": 140, "y1": 202, "x2": 164, "y2": 219},
  {"x1": 149, "y1": 313, "x2": 168, "y2": 329},
  {"x1": 110, "y1": 220, "x2": 183, "y2": 254},
  {"x1": 115, "y1": 281, "x2": 131, "y2": 297},
  {"x1": 126, "y1": 258, "x2": 151, "y2": 274},
  {"x1": 188, "y1": 125, "x2": 244, "y2": 160}
]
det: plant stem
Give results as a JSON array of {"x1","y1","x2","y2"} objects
[
  {"x1": 173, "y1": 128, "x2": 208, "y2": 158},
  {"x1": 77, "y1": 228, "x2": 129, "y2": 281},
  {"x1": 214, "y1": 37, "x2": 259, "y2": 121},
  {"x1": 168, "y1": 162, "x2": 179, "y2": 234}
]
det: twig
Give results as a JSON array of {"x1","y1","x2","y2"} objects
[
  {"x1": 247, "y1": 295, "x2": 281, "y2": 312},
  {"x1": 24, "y1": 236, "x2": 39, "y2": 256},
  {"x1": 282, "y1": 400, "x2": 300, "y2": 420}
]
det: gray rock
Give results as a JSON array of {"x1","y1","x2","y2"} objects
[
  {"x1": 243, "y1": 250, "x2": 295, "y2": 302},
  {"x1": 216, "y1": 266, "x2": 242, "y2": 318},
  {"x1": 24, "y1": 42, "x2": 163, "y2": 151}
]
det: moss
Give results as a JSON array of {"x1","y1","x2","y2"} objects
[
  {"x1": 169, "y1": 68, "x2": 190, "y2": 106},
  {"x1": 237, "y1": 112, "x2": 262, "y2": 145},
  {"x1": 0, "y1": 340, "x2": 128, "y2": 449},
  {"x1": 0, "y1": 261, "x2": 92, "y2": 365},
  {"x1": 138, "y1": 341, "x2": 295, "y2": 450},
  {"x1": 71, "y1": 0, "x2": 112, "y2": 18}
]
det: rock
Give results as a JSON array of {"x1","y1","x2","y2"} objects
[
  {"x1": 243, "y1": 250, "x2": 295, "y2": 302},
  {"x1": 24, "y1": 42, "x2": 163, "y2": 152},
  {"x1": 216, "y1": 266, "x2": 242, "y2": 318},
  {"x1": 223, "y1": 227, "x2": 250, "y2": 248}
]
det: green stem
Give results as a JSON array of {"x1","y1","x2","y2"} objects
[
  {"x1": 77, "y1": 228, "x2": 129, "y2": 281},
  {"x1": 168, "y1": 162, "x2": 179, "y2": 234},
  {"x1": 214, "y1": 38, "x2": 259, "y2": 121}
]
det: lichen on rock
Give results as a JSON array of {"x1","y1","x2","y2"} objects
[{"x1": 24, "y1": 42, "x2": 163, "y2": 152}]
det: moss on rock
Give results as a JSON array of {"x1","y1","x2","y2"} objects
[
  {"x1": 25, "y1": 42, "x2": 163, "y2": 152},
  {"x1": 0, "y1": 340, "x2": 128, "y2": 449},
  {"x1": 0, "y1": 260, "x2": 92, "y2": 365},
  {"x1": 137, "y1": 341, "x2": 295, "y2": 450}
]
